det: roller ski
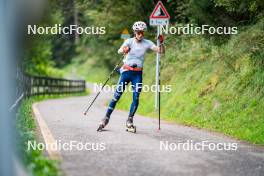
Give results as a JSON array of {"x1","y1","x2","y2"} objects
[
  {"x1": 97, "y1": 117, "x2": 109, "y2": 132},
  {"x1": 126, "y1": 117, "x2": 136, "y2": 133}
]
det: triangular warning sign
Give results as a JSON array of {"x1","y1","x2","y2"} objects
[{"x1": 150, "y1": 1, "x2": 170, "y2": 19}]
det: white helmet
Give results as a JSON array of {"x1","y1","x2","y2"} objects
[{"x1": 132, "y1": 21, "x2": 147, "y2": 31}]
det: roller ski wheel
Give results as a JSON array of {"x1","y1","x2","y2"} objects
[
  {"x1": 97, "y1": 117, "x2": 109, "y2": 132},
  {"x1": 97, "y1": 124, "x2": 104, "y2": 132},
  {"x1": 126, "y1": 117, "x2": 136, "y2": 133},
  {"x1": 126, "y1": 125, "x2": 136, "y2": 133}
]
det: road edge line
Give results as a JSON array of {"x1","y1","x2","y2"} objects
[{"x1": 32, "y1": 103, "x2": 62, "y2": 160}]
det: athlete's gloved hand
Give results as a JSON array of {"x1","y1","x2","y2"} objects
[
  {"x1": 122, "y1": 46, "x2": 130, "y2": 54},
  {"x1": 158, "y1": 35, "x2": 164, "y2": 44}
]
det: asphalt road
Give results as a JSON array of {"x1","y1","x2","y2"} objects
[{"x1": 35, "y1": 84, "x2": 264, "y2": 176}]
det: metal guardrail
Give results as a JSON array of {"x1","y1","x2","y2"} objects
[
  {"x1": 18, "y1": 74, "x2": 86, "y2": 96},
  {"x1": 9, "y1": 72, "x2": 86, "y2": 111}
]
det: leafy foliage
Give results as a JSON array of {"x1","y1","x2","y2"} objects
[{"x1": 23, "y1": 0, "x2": 264, "y2": 76}]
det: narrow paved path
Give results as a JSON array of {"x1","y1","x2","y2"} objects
[{"x1": 35, "y1": 84, "x2": 264, "y2": 176}]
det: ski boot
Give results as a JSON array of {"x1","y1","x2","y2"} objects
[
  {"x1": 126, "y1": 117, "x2": 136, "y2": 133},
  {"x1": 97, "y1": 117, "x2": 109, "y2": 132}
]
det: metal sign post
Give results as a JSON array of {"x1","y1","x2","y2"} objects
[{"x1": 149, "y1": 1, "x2": 170, "y2": 130}]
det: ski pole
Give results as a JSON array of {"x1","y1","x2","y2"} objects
[
  {"x1": 157, "y1": 32, "x2": 164, "y2": 130},
  {"x1": 83, "y1": 54, "x2": 125, "y2": 115},
  {"x1": 158, "y1": 40, "x2": 161, "y2": 130}
]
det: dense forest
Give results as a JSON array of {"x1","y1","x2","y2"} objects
[
  {"x1": 24, "y1": 0, "x2": 264, "y2": 75},
  {"x1": 23, "y1": 0, "x2": 264, "y2": 144}
]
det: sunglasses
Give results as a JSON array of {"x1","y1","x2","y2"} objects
[{"x1": 135, "y1": 31, "x2": 144, "y2": 35}]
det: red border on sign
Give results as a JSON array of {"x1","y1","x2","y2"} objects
[{"x1": 150, "y1": 1, "x2": 170, "y2": 19}]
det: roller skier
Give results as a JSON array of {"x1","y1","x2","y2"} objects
[{"x1": 97, "y1": 21, "x2": 165, "y2": 132}]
